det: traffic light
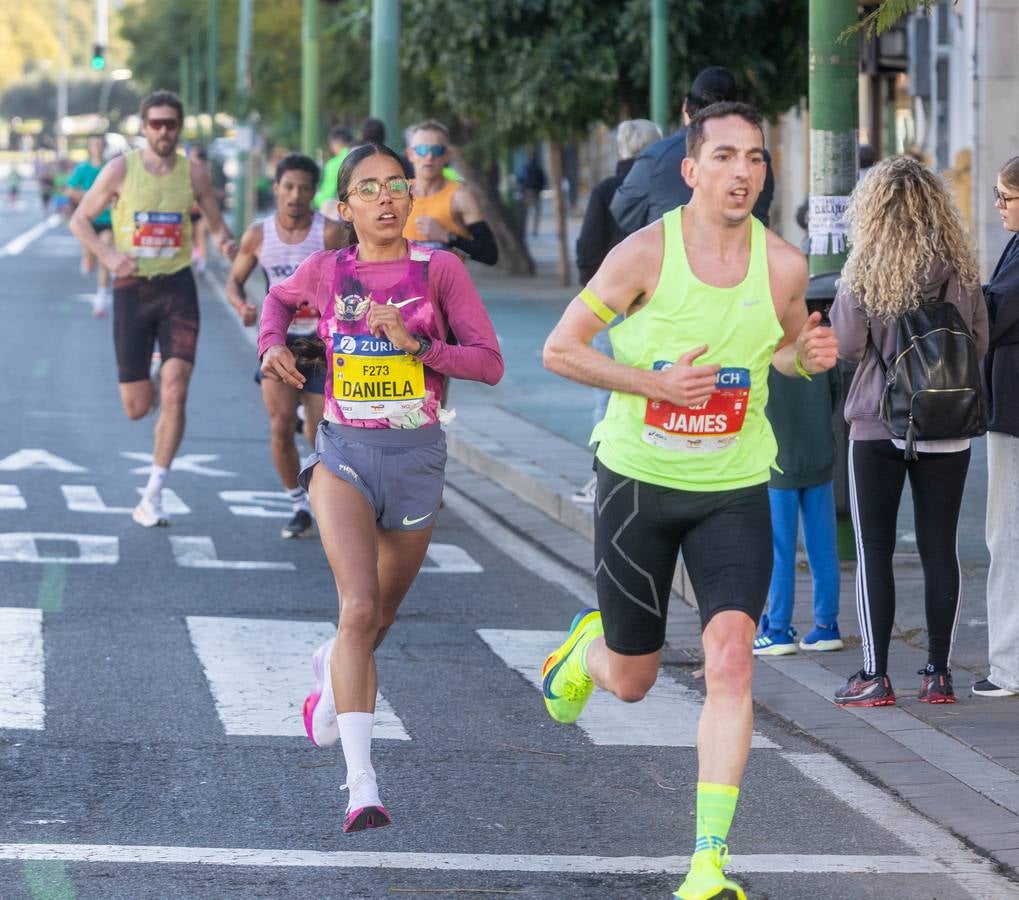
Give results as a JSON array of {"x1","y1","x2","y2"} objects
[{"x1": 91, "y1": 44, "x2": 106, "y2": 70}]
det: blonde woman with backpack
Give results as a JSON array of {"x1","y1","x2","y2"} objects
[{"x1": 829, "y1": 156, "x2": 987, "y2": 708}]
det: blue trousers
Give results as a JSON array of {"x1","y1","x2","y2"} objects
[{"x1": 766, "y1": 482, "x2": 840, "y2": 631}]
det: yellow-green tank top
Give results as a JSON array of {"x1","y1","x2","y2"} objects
[
  {"x1": 112, "y1": 150, "x2": 193, "y2": 277},
  {"x1": 591, "y1": 206, "x2": 784, "y2": 491}
]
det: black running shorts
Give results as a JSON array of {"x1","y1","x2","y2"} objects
[
  {"x1": 113, "y1": 268, "x2": 199, "y2": 383},
  {"x1": 593, "y1": 461, "x2": 773, "y2": 654}
]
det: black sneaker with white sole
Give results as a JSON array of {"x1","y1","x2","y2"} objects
[
  {"x1": 971, "y1": 678, "x2": 1018, "y2": 698},
  {"x1": 281, "y1": 509, "x2": 314, "y2": 539}
]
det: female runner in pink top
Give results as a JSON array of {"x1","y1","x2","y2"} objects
[{"x1": 258, "y1": 143, "x2": 503, "y2": 833}]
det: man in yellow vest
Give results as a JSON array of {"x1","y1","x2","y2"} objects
[
  {"x1": 541, "y1": 103, "x2": 838, "y2": 900},
  {"x1": 402, "y1": 119, "x2": 498, "y2": 265},
  {"x1": 70, "y1": 90, "x2": 237, "y2": 528}
]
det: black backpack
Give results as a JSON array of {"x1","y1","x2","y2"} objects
[{"x1": 871, "y1": 280, "x2": 986, "y2": 459}]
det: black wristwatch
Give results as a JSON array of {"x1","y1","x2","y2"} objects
[{"x1": 411, "y1": 335, "x2": 432, "y2": 358}]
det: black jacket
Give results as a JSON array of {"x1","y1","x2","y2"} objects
[
  {"x1": 984, "y1": 233, "x2": 1019, "y2": 436},
  {"x1": 766, "y1": 366, "x2": 842, "y2": 490},
  {"x1": 575, "y1": 158, "x2": 634, "y2": 285},
  {"x1": 609, "y1": 128, "x2": 775, "y2": 234}
]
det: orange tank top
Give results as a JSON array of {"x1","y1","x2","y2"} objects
[{"x1": 403, "y1": 179, "x2": 470, "y2": 246}]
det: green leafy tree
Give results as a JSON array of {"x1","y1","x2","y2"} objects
[{"x1": 842, "y1": 0, "x2": 958, "y2": 39}]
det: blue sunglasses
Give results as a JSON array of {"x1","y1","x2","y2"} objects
[{"x1": 411, "y1": 143, "x2": 447, "y2": 158}]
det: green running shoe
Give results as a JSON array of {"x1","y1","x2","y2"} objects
[
  {"x1": 674, "y1": 847, "x2": 745, "y2": 900},
  {"x1": 541, "y1": 608, "x2": 603, "y2": 724}
]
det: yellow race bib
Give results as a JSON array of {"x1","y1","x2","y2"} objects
[{"x1": 331, "y1": 333, "x2": 425, "y2": 420}]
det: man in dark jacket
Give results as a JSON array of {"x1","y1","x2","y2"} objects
[{"x1": 610, "y1": 66, "x2": 774, "y2": 233}]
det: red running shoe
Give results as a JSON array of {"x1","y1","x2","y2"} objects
[
  {"x1": 918, "y1": 669, "x2": 956, "y2": 704},
  {"x1": 834, "y1": 670, "x2": 896, "y2": 707}
]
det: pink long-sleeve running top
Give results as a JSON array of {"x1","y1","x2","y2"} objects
[{"x1": 258, "y1": 243, "x2": 504, "y2": 429}]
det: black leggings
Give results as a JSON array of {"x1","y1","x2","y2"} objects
[{"x1": 848, "y1": 439, "x2": 969, "y2": 676}]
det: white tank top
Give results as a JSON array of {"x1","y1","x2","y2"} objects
[{"x1": 260, "y1": 211, "x2": 326, "y2": 335}]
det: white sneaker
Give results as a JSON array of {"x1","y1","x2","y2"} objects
[
  {"x1": 91, "y1": 289, "x2": 110, "y2": 318},
  {"x1": 302, "y1": 639, "x2": 339, "y2": 748},
  {"x1": 132, "y1": 493, "x2": 168, "y2": 527},
  {"x1": 571, "y1": 476, "x2": 597, "y2": 504},
  {"x1": 341, "y1": 769, "x2": 391, "y2": 833}
]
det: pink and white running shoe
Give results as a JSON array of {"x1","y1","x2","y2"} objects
[
  {"x1": 302, "y1": 639, "x2": 339, "y2": 748},
  {"x1": 342, "y1": 769, "x2": 391, "y2": 834}
]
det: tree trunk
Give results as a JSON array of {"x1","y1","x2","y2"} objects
[
  {"x1": 548, "y1": 141, "x2": 571, "y2": 287},
  {"x1": 451, "y1": 150, "x2": 534, "y2": 276}
]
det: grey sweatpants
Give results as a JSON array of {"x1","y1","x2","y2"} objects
[{"x1": 986, "y1": 431, "x2": 1019, "y2": 692}]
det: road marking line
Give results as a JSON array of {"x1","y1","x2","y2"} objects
[
  {"x1": 219, "y1": 490, "x2": 292, "y2": 519},
  {"x1": 477, "y1": 628, "x2": 776, "y2": 749},
  {"x1": 0, "y1": 842, "x2": 960, "y2": 876},
  {"x1": 766, "y1": 655, "x2": 1019, "y2": 817},
  {"x1": 0, "y1": 485, "x2": 26, "y2": 510},
  {"x1": 170, "y1": 536, "x2": 294, "y2": 571},
  {"x1": 784, "y1": 751, "x2": 1019, "y2": 897},
  {"x1": 0, "y1": 607, "x2": 44, "y2": 730},
  {"x1": 21, "y1": 859, "x2": 76, "y2": 900},
  {"x1": 0, "y1": 214, "x2": 61, "y2": 257},
  {"x1": 420, "y1": 543, "x2": 483, "y2": 573},
  {"x1": 0, "y1": 449, "x2": 87, "y2": 473},
  {"x1": 121, "y1": 452, "x2": 237, "y2": 478},
  {"x1": 185, "y1": 616, "x2": 409, "y2": 739},
  {"x1": 0, "y1": 533, "x2": 118, "y2": 565},
  {"x1": 37, "y1": 563, "x2": 65, "y2": 614},
  {"x1": 61, "y1": 486, "x2": 190, "y2": 516}
]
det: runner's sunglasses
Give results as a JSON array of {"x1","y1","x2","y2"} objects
[
  {"x1": 411, "y1": 143, "x2": 447, "y2": 158},
  {"x1": 347, "y1": 176, "x2": 411, "y2": 202},
  {"x1": 145, "y1": 117, "x2": 181, "y2": 132}
]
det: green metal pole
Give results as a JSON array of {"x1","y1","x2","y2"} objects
[
  {"x1": 234, "y1": 0, "x2": 254, "y2": 236},
  {"x1": 650, "y1": 0, "x2": 669, "y2": 130},
  {"x1": 370, "y1": 0, "x2": 400, "y2": 147},
  {"x1": 301, "y1": 0, "x2": 320, "y2": 157},
  {"x1": 809, "y1": 0, "x2": 859, "y2": 560},
  {"x1": 191, "y1": 23, "x2": 202, "y2": 140},
  {"x1": 207, "y1": 0, "x2": 219, "y2": 137}
]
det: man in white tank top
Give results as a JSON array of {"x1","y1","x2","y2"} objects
[{"x1": 226, "y1": 153, "x2": 349, "y2": 538}]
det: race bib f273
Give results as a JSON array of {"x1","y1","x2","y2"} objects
[{"x1": 331, "y1": 333, "x2": 425, "y2": 420}]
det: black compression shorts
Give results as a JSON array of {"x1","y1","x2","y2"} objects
[
  {"x1": 113, "y1": 267, "x2": 199, "y2": 383},
  {"x1": 593, "y1": 461, "x2": 773, "y2": 654}
]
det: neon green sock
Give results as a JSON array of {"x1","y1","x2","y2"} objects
[{"x1": 693, "y1": 782, "x2": 739, "y2": 855}]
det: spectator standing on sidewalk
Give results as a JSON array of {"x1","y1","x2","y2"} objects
[
  {"x1": 610, "y1": 66, "x2": 774, "y2": 233},
  {"x1": 974, "y1": 156, "x2": 1019, "y2": 698},
  {"x1": 572, "y1": 119, "x2": 662, "y2": 504},
  {"x1": 830, "y1": 157, "x2": 987, "y2": 708},
  {"x1": 516, "y1": 149, "x2": 546, "y2": 237},
  {"x1": 752, "y1": 364, "x2": 843, "y2": 655}
]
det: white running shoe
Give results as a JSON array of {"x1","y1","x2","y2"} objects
[
  {"x1": 341, "y1": 769, "x2": 391, "y2": 834},
  {"x1": 571, "y1": 476, "x2": 597, "y2": 504},
  {"x1": 91, "y1": 289, "x2": 110, "y2": 318},
  {"x1": 302, "y1": 639, "x2": 339, "y2": 748},
  {"x1": 132, "y1": 493, "x2": 168, "y2": 528}
]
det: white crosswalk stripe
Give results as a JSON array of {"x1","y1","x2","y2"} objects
[
  {"x1": 0, "y1": 607, "x2": 44, "y2": 730},
  {"x1": 185, "y1": 616, "x2": 410, "y2": 740},
  {"x1": 478, "y1": 627, "x2": 777, "y2": 748}
]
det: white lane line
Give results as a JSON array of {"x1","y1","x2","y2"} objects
[
  {"x1": 0, "y1": 485, "x2": 26, "y2": 510},
  {"x1": 442, "y1": 487, "x2": 595, "y2": 604},
  {"x1": 0, "y1": 608, "x2": 44, "y2": 730},
  {"x1": 0, "y1": 842, "x2": 957, "y2": 876},
  {"x1": 185, "y1": 616, "x2": 409, "y2": 739},
  {"x1": 420, "y1": 543, "x2": 483, "y2": 573},
  {"x1": 0, "y1": 214, "x2": 61, "y2": 257},
  {"x1": 219, "y1": 490, "x2": 292, "y2": 519},
  {"x1": 784, "y1": 751, "x2": 1019, "y2": 898},
  {"x1": 478, "y1": 627, "x2": 776, "y2": 749},
  {"x1": 61, "y1": 486, "x2": 190, "y2": 515},
  {"x1": 0, "y1": 533, "x2": 118, "y2": 565},
  {"x1": 170, "y1": 536, "x2": 294, "y2": 571},
  {"x1": 766, "y1": 655, "x2": 1019, "y2": 817}
]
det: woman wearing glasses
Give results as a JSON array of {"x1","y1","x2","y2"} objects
[
  {"x1": 974, "y1": 157, "x2": 1019, "y2": 698},
  {"x1": 258, "y1": 142, "x2": 504, "y2": 832}
]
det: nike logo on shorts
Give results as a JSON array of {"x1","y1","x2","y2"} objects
[
  {"x1": 387, "y1": 296, "x2": 424, "y2": 309},
  {"x1": 402, "y1": 512, "x2": 432, "y2": 526}
]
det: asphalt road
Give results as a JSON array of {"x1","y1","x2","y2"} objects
[{"x1": 0, "y1": 191, "x2": 1013, "y2": 899}]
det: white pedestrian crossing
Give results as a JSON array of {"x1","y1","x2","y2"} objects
[
  {"x1": 185, "y1": 616, "x2": 410, "y2": 740},
  {"x1": 477, "y1": 628, "x2": 777, "y2": 748},
  {"x1": 0, "y1": 607, "x2": 44, "y2": 730}
]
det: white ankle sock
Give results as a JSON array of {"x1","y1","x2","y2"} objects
[
  {"x1": 144, "y1": 465, "x2": 168, "y2": 501},
  {"x1": 287, "y1": 486, "x2": 310, "y2": 513},
  {"x1": 337, "y1": 712, "x2": 378, "y2": 808}
]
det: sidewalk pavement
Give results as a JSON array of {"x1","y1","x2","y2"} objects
[{"x1": 210, "y1": 213, "x2": 1019, "y2": 879}]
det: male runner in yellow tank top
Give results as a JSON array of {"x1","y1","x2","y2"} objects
[
  {"x1": 403, "y1": 119, "x2": 498, "y2": 265},
  {"x1": 541, "y1": 102, "x2": 839, "y2": 900},
  {"x1": 70, "y1": 90, "x2": 237, "y2": 528}
]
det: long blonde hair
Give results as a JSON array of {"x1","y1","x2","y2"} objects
[{"x1": 841, "y1": 156, "x2": 979, "y2": 320}]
